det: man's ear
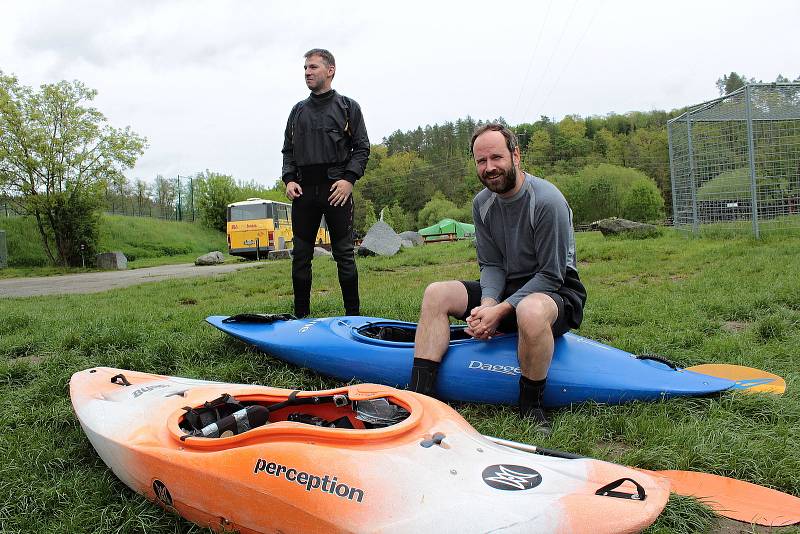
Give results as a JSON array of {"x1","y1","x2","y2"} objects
[
  {"x1": 328, "y1": 64, "x2": 336, "y2": 78},
  {"x1": 512, "y1": 145, "x2": 521, "y2": 166}
]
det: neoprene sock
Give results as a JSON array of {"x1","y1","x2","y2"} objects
[
  {"x1": 519, "y1": 375, "x2": 550, "y2": 431},
  {"x1": 410, "y1": 358, "x2": 440, "y2": 397}
]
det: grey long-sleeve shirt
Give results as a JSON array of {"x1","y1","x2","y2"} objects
[{"x1": 473, "y1": 173, "x2": 577, "y2": 307}]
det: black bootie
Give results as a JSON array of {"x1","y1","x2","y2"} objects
[{"x1": 410, "y1": 358, "x2": 440, "y2": 397}]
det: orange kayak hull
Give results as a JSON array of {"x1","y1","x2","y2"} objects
[{"x1": 71, "y1": 367, "x2": 669, "y2": 533}]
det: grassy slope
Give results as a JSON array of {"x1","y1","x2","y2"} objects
[
  {"x1": 0, "y1": 214, "x2": 228, "y2": 275},
  {"x1": 1, "y1": 232, "x2": 799, "y2": 533}
]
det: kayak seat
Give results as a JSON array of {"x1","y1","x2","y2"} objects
[
  {"x1": 358, "y1": 323, "x2": 472, "y2": 343},
  {"x1": 179, "y1": 394, "x2": 411, "y2": 440}
]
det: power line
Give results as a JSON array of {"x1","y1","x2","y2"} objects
[
  {"x1": 537, "y1": 0, "x2": 605, "y2": 113},
  {"x1": 521, "y1": 0, "x2": 580, "y2": 121},
  {"x1": 512, "y1": 0, "x2": 554, "y2": 121}
]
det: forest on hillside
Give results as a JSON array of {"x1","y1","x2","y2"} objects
[
  {"x1": 354, "y1": 109, "x2": 675, "y2": 233},
  {"x1": 5, "y1": 71, "x2": 796, "y2": 241}
]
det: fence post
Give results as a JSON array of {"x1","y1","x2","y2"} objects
[
  {"x1": 685, "y1": 114, "x2": 698, "y2": 234},
  {"x1": 177, "y1": 175, "x2": 182, "y2": 221},
  {"x1": 0, "y1": 230, "x2": 7, "y2": 268},
  {"x1": 744, "y1": 84, "x2": 760, "y2": 239},
  {"x1": 667, "y1": 123, "x2": 678, "y2": 227}
]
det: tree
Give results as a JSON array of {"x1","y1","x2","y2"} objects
[
  {"x1": 381, "y1": 203, "x2": 413, "y2": 232},
  {"x1": 523, "y1": 129, "x2": 552, "y2": 168},
  {"x1": 0, "y1": 72, "x2": 146, "y2": 266},
  {"x1": 153, "y1": 174, "x2": 176, "y2": 219},
  {"x1": 716, "y1": 72, "x2": 755, "y2": 95},
  {"x1": 134, "y1": 179, "x2": 150, "y2": 216},
  {"x1": 196, "y1": 171, "x2": 237, "y2": 232},
  {"x1": 417, "y1": 191, "x2": 464, "y2": 228}
]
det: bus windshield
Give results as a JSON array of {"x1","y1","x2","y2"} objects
[{"x1": 230, "y1": 203, "x2": 272, "y2": 222}]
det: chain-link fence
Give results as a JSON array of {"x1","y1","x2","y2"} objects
[{"x1": 668, "y1": 83, "x2": 800, "y2": 237}]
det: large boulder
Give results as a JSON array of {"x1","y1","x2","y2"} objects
[
  {"x1": 268, "y1": 249, "x2": 292, "y2": 260},
  {"x1": 358, "y1": 221, "x2": 402, "y2": 256},
  {"x1": 398, "y1": 231, "x2": 424, "y2": 247},
  {"x1": 195, "y1": 251, "x2": 225, "y2": 266},
  {"x1": 96, "y1": 251, "x2": 127, "y2": 270},
  {"x1": 590, "y1": 217, "x2": 661, "y2": 238}
]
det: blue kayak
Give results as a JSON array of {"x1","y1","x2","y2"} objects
[{"x1": 204, "y1": 314, "x2": 763, "y2": 408}]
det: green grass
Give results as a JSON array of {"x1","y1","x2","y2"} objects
[
  {"x1": 1, "y1": 232, "x2": 800, "y2": 533},
  {"x1": 0, "y1": 214, "x2": 228, "y2": 275}
]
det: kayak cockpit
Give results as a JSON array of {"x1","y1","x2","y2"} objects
[
  {"x1": 171, "y1": 386, "x2": 419, "y2": 448},
  {"x1": 353, "y1": 321, "x2": 474, "y2": 346}
]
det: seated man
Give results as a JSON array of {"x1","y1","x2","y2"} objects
[{"x1": 409, "y1": 123, "x2": 586, "y2": 430}]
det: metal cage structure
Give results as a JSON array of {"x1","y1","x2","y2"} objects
[{"x1": 668, "y1": 83, "x2": 800, "y2": 237}]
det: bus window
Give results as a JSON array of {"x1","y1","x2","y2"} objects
[
  {"x1": 274, "y1": 203, "x2": 290, "y2": 229},
  {"x1": 230, "y1": 203, "x2": 271, "y2": 222}
]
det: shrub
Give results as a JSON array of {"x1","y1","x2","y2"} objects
[
  {"x1": 549, "y1": 164, "x2": 664, "y2": 224},
  {"x1": 622, "y1": 178, "x2": 665, "y2": 222}
]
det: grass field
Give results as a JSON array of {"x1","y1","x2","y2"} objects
[
  {"x1": 0, "y1": 214, "x2": 228, "y2": 276},
  {"x1": 1, "y1": 231, "x2": 799, "y2": 533}
]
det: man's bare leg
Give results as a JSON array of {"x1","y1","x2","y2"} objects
[
  {"x1": 515, "y1": 293, "x2": 560, "y2": 429},
  {"x1": 410, "y1": 281, "x2": 469, "y2": 395},
  {"x1": 414, "y1": 281, "x2": 469, "y2": 362}
]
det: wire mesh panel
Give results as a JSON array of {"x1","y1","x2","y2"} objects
[{"x1": 668, "y1": 83, "x2": 800, "y2": 237}]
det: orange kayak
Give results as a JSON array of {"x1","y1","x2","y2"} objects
[{"x1": 70, "y1": 367, "x2": 670, "y2": 533}]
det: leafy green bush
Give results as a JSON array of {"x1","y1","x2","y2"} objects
[
  {"x1": 380, "y1": 203, "x2": 414, "y2": 232},
  {"x1": 622, "y1": 178, "x2": 665, "y2": 222},
  {"x1": 196, "y1": 173, "x2": 237, "y2": 232},
  {"x1": 549, "y1": 164, "x2": 664, "y2": 224},
  {"x1": 417, "y1": 192, "x2": 470, "y2": 229}
]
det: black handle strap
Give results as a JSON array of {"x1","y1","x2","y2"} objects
[
  {"x1": 595, "y1": 477, "x2": 647, "y2": 501},
  {"x1": 634, "y1": 353, "x2": 679, "y2": 370},
  {"x1": 222, "y1": 313, "x2": 297, "y2": 324},
  {"x1": 110, "y1": 374, "x2": 131, "y2": 386}
]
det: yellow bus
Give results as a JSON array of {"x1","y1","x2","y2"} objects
[{"x1": 226, "y1": 198, "x2": 330, "y2": 259}]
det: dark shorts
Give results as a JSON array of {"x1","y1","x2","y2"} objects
[{"x1": 458, "y1": 273, "x2": 586, "y2": 338}]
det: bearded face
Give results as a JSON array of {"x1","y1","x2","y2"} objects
[{"x1": 478, "y1": 161, "x2": 518, "y2": 195}]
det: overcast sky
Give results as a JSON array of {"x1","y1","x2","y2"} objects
[{"x1": 1, "y1": 0, "x2": 797, "y2": 186}]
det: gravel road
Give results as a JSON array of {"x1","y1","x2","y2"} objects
[{"x1": 0, "y1": 262, "x2": 263, "y2": 298}]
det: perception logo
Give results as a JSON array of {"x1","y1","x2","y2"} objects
[{"x1": 482, "y1": 464, "x2": 542, "y2": 491}]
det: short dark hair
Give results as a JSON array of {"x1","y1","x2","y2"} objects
[
  {"x1": 470, "y1": 123, "x2": 518, "y2": 155},
  {"x1": 304, "y1": 48, "x2": 336, "y2": 68}
]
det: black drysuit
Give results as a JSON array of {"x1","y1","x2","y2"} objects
[{"x1": 281, "y1": 89, "x2": 370, "y2": 316}]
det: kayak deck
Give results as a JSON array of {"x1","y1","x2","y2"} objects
[{"x1": 206, "y1": 315, "x2": 742, "y2": 407}]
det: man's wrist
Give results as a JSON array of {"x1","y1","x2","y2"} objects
[{"x1": 497, "y1": 301, "x2": 514, "y2": 315}]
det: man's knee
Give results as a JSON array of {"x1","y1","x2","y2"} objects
[
  {"x1": 516, "y1": 294, "x2": 558, "y2": 335},
  {"x1": 421, "y1": 281, "x2": 463, "y2": 314}
]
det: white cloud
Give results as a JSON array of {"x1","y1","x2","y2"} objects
[{"x1": 1, "y1": 0, "x2": 798, "y2": 185}]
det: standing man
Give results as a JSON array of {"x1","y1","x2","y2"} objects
[
  {"x1": 409, "y1": 124, "x2": 586, "y2": 431},
  {"x1": 282, "y1": 49, "x2": 370, "y2": 318}
]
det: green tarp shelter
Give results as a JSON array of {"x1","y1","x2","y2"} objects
[{"x1": 418, "y1": 218, "x2": 475, "y2": 241}]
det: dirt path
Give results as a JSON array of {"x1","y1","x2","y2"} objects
[{"x1": 0, "y1": 262, "x2": 264, "y2": 298}]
